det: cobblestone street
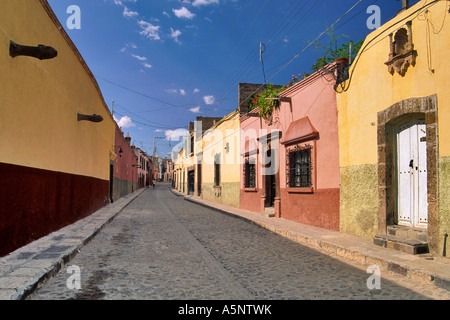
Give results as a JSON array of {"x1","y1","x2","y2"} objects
[{"x1": 28, "y1": 184, "x2": 450, "y2": 300}]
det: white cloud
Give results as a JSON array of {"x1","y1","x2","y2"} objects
[
  {"x1": 138, "y1": 20, "x2": 161, "y2": 40},
  {"x1": 123, "y1": 6, "x2": 138, "y2": 18},
  {"x1": 193, "y1": 88, "x2": 200, "y2": 94},
  {"x1": 114, "y1": 115, "x2": 136, "y2": 129},
  {"x1": 189, "y1": 106, "x2": 201, "y2": 113},
  {"x1": 203, "y1": 95, "x2": 215, "y2": 105},
  {"x1": 170, "y1": 28, "x2": 182, "y2": 44},
  {"x1": 165, "y1": 88, "x2": 186, "y2": 95},
  {"x1": 131, "y1": 54, "x2": 147, "y2": 61},
  {"x1": 165, "y1": 128, "x2": 189, "y2": 141},
  {"x1": 172, "y1": 7, "x2": 196, "y2": 19},
  {"x1": 192, "y1": 0, "x2": 219, "y2": 7},
  {"x1": 113, "y1": 0, "x2": 137, "y2": 5},
  {"x1": 142, "y1": 62, "x2": 152, "y2": 69},
  {"x1": 120, "y1": 42, "x2": 138, "y2": 53}
]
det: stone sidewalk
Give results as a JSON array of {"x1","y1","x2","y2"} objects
[
  {"x1": 170, "y1": 189, "x2": 450, "y2": 292},
  {"x1": 0, "y1": 188, "x2": 147, "y2": 300}
]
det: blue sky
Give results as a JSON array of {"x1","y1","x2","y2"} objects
[{"x1": 47, "y1": 0, "x2": 419, "y2": 158}]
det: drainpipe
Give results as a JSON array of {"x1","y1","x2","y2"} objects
[{"x1": 444, "y1": 233, "x2": 448, "y2": 257}]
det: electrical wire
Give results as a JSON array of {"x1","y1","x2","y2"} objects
[{"x1": 193, "y1": 0, "x2": 367, "y2": 156}]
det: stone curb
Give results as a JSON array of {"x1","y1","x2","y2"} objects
[
  {"x1": 0, "y1": 188, "x2": 147, "y2": 300},
  {"x1": 171, "y1": 188, "x2": 450, "y2": 292}
]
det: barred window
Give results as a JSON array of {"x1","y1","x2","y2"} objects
[{"x1": 289, "y1": 147, "x2": 312, "y2": 188}]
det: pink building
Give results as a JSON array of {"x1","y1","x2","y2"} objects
[
  {"x1": 240, "y1": 63, "x2": 341, "y2": 231},
  {"x1": 277, "y1": 63, "x2": 340, "y2": 230},
  {"x1": 240, "y1": 107, "x2": 279, "y2": 214}
]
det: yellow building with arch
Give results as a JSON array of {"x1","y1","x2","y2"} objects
[{"x1": 337, "y1": 0, "x2": 450, "y2": 256}]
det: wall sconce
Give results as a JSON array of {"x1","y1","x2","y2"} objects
[
  {"x1": 77, "y1": 113, "x2": 103, "y2": 123},
  {"x1": 9, "y1": 40, "x2": 57, "y2": 60},
  {"x1": 119, "y1": 148, "x2": 123, "y2": 157}
]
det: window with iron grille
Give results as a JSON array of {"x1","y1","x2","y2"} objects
[
  {"x1": 245, "y1": 161, "x2": 256, "y2": 188},
  {"x1": 288, "y1": 147, "x2": 312, "y2": 188}
]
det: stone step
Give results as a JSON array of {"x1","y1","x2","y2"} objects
[
  {"x1": 373, "y1": 234, "x2": 429, "y2": 255},
  {"x1": 387, "y1": 225, "x2": 428, "y2": 242},
  {"x1": 263, "y1": 207, "x2": 275, "y2": 218}
]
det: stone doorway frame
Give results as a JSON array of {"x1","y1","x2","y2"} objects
[{"x1": 377, "y1": 95, "x2": 439, "y2": 253}]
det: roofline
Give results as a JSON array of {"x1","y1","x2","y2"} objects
[
  {"x1": 279, "y1": 62, "x2": 338, "y2": 98},
  {"x1": 39, "y1": 0, "x2": 114, "y2": 123}
]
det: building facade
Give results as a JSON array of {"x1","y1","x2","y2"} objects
[
  {"x1": 336, "y1": 0, "x2": 450, "y2": 255},
  {"x1": 239, "y1": 68, "x2": 340, "y2": 231},
  {"x1": 201, "y1": 111, "x2": 241, "y2": 208},
  {"x1": 112, "y1": 128, "x2": 138, "y2": 201},
  {"x1": 277, "y1": 64, "x2": 341, "y2": 230},
  {"x1": 0, "y1": 0, "x2": 116, "y2": 256},
  {"x1": 240, "y1": 107, "x2": 279, "y2": 215},
  {"x1": 133, "y1": 147, "x2": 150, "y2": 188}
]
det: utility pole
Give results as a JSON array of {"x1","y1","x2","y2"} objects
[{"x1": 260, "y1": 42, "x2": 267, "y2": 83}]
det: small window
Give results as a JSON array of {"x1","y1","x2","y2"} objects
[
  {"x1": 245, "y1": 161, "x2": 256, "y2": 188},
  {"x1": 190, "y1": 136, "x2": 194, "y2": 155},
  {"x1": 214, "y1": 154, "x2": 221, "y2": 187},
  {"x1": 288, "y1": 147, "x2": 312, "y2": 188}
]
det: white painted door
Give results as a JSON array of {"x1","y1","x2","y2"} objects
[{"x1": 396, "y1": 120, "x2": 428, "y2": 228}]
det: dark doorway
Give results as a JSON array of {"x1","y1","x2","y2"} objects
[
  {"x1": 197, "y1": 164, "x2": 202, "y2": 196},
  {"x1": 265, "y1": 174, "x2": 275, "y2": 207},
  {"x1": 188, "y1": 170, "x2": 195, "y2": 196},
  {"x1": 109, "y1": 162, "x2": 114, "y2": 203}
]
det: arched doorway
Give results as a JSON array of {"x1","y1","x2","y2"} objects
[{"x1": 376, "y1": 95, "x2": 438, "y2": 253}]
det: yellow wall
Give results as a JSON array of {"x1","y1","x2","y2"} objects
[
  {"x1": 201, "y1": 111, "x2": 241, "y2": 207},
  {"x1": 337, "y1": 0, "x2": 450, "y2": 249},
  {"x1": 0, "y1": 0, "x2": 115, "y2": 180},
  {"x1": 338, "y1": 0, "x2": 450, "y2": 167}
]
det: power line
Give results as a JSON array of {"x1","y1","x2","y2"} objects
[
  {"x1": 230, "y1": 0, "x2": 365, "y2": 117},
  {"x1": 114, "y1": 103, "x2": 181, "y2": 129},
  {"x1": 197, "y1": 0, "x2": 270, "y2": 92},
  {"x1": 213, "y1": 0, "x2": 321, "y2": 105},
  {"x1": 96, "y1": 75, "x2": 228, "y2": 114}
]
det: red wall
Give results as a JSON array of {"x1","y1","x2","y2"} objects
[
  {"x1": 114, "y1": 127, "x2": 138, "y2": 182},
  {"x1": 0, "y1": 162, "x2": 109, "y2": 257},
  {"x1": 280, "y1": 188, "x2": 340, "y2": 231}
]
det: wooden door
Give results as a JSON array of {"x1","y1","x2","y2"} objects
[{"x1": 396, "y1": 120, "x2": 428, "y2": 228}]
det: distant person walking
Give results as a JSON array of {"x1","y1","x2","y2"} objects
[{"x1": 152, "y1": 179, "x2": 156, "y2": 188}]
